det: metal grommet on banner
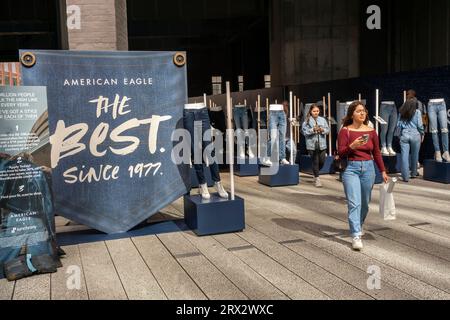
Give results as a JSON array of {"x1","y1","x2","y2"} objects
[
  {"x1": 173, "y1": 52, "x2": 186, "y2": 67},
  {"x1": 20, "y1": 52, "x2": 36, "y2": 67}
]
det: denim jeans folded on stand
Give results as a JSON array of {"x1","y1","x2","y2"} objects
[
  {"x1": 183, "y1": 108, "x2": 221, "y2": 185},
  {"x1": 428, "y1": 100, "x2": 449, "y2": 153},
  {"x1": 380, "y1": 101, "x2": 398, "y2": 149}
]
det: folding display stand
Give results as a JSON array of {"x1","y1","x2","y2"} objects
[
  {"x1": 184, "y1": 82, "x2": 246, "y2": 236},
  {"x1": 382, "y1": 154, "x2": 401, "y2": 174},
  {"x1": 423, "y1": 160, "x2": 450, "y2": 184},
  {"x1": 258, "y1": 92, "x2": 300, "y2": 187},
  {"x1": 234, "y1": 159, "x2": 260, "y2": 176}
]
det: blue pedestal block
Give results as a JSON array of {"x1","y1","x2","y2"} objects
[
  {"x1": 184, "y1": 194, "x2": 245, "y2": 236},
  {"x1": 258, "y1": 164, "x2": 299, "y2": 187},
  {"x1": 191, "y1": 166, "x2": 214, "y2": 188},
  {"x1": 299, "y1": 155, "x2": 335, "y2": 175},
  {"x1": 382, "y1": 154, "x2": 401, "y2": 174},
  {"x1": 234, "y1": 157, "x2": 260, "y2": 177},
  {"x1": 423, "y1": 160, "x2": 450, "y2": 184}
]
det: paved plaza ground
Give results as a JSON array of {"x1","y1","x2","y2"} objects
[{"x1": 1, "y1": 171, "x2": 449, "y2": 300}]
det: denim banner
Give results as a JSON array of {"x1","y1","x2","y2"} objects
[{"x1": 21, "y1": 50, "x2": 190, "y2": 234}]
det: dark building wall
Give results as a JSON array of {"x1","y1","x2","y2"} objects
[
  {"x1": 127, "y1": 0, "x2": 270, "y2": 97},
  {"x1": 360, "y1": 0, "x2": 450, "y2": 76},
  {"x1": 270, "y1": 0, "x2": 360, "y2": 87},
  {"x1": 0, "y1": 0, "x2": 61, "y2": 61}
]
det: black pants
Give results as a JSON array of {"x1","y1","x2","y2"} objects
[{"x1": 308, "y1": 149, "x2": 327, "y2": 177}]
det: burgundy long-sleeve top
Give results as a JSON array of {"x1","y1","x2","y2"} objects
[{"x1": 338, "y1": 128, "x2": 385, "y2": 172}]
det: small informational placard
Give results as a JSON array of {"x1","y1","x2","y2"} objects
[
  {"x1": 0, "y1": 87, "x2": 47, "y2": 156},
  {"x1": 0, "y1": 86, "x2": 60, "y2": 280}
]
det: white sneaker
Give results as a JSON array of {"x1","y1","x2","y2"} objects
[
  {"x1": 381, "y1": 147, "x2": 389, "y2": 156},
  {"x1": 435, "y1": 151, "x2": 443, "y2": 162},
  {"x1": 281, "y1": 159, "x2": 290, "y2": 165},
  {"x1": 443, "y1": 151, "x2": 450, "y2": 162},
  {"x1": 214, "y1": 182, "x2": 228, "y2": 199},
  {"x1": 248, "y1": 148, "x2": 255, "y2": 159},
  {"x1": 238, "y1": 146, "x2": 245, "y2": 159},
  {"x1": 352, "y1": 237, "x2": 363, "y2": 251},
  {"x1": 388, "y1": 147, "x2": 396, "y2": 156},
  {"x1": 198, "y1": 183, "x2": 210, "y2": 200},
  {"x1": 261, "y1": 158, "x2": 272, "y2": 166},
  {"x1": 314, "y1": 177, "x2": 322, "y2": 188},
  {"x1": 417, "y1": 162, "x2": 421, "y2": 169}
]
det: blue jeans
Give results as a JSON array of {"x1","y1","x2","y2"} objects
[
  {"x1": 267, "y1": 111, "x2": 287, "y2": 161},
  {"x1": 342, "y1": 161, "x2": 376, "y2": 237},
  {"x1": 400, "y1": 129, "x2": 421, "y2": 181},
  {"x1": 380, "y1": 102, "x2": 398, "y2": 148},
  {"x1": 428, "y1": 101, "x2": 449, "y2": 153},
  {"x1": 252, "y1": 110, "x2": 267, "y2": 130},
  {"x1": 233, "y1": 107, "x2": 249, "y2": 130},
  {"x1": 183, "y1": 108, "x2": 221, "y2": 185}
]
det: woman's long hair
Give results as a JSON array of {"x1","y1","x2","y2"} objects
[
  {"x1": 399, "y1": 98, "x2": 417, "y2": 122},
  {"x1": 342, "y1": 101, "x2": 369, "y2": 127},
  {"x1": 306, "y1": 104, "x2": 320, "y2": 125}
]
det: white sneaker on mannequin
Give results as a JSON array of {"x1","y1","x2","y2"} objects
[
  {"x1": 435, "y1": 151, "x2": 443, "y2": 162},
  {"x1": 248, "y1": 148, "x2": 255, "y2": 159},
  {"x1": 381, "y1": 147, "x2": 389, "y2": 156},
  {"x1": 281, "y1": 159, "x2": 289, "y2": 165},
  {"x1": 198, "y1": 183, "x2": 210, "y2": 200},
  {"x1": 387, "y1": 147, "x2": 396, "y2": 156},
  {"x1": 238, "y1": 146, "x2": 245, "y2": 159},
  {"x1": 214, "y1": 182, "x2": 228, "y2": 199},
  {"x1": 261, "y1": 158, "x2": 272, "y2": 166},
  {"x1": 443, "y1": 151, "x2": 450, "y2": 162}
]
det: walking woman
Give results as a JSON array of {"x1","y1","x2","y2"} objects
[
  {"x1": 302, "y1": 104, "x2": 330, "y2": 187},
  {"x1": 397, "y1": 98, "x2": 424, "y2": 182},
  {"x1": 338, "y1": 101, "x2": 389, "y2": 250}
]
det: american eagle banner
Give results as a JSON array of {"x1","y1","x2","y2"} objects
[{"x1": 21, "y1": 50, "x2": 190, "y2": 234}]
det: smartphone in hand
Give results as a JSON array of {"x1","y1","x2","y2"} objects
[{"x1": 361, "y1": 134, "x2": 369, "y2": 143}]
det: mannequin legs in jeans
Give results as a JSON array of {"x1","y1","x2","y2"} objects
[
  {"x1": 428, "y1": 101, "x2": 449, "y2": 161},
  {"x1": 342, "y1": 161, "x2": 376, "y2": 240},
  {"x1": 267, "y1": 111, "x2": 287, "y2": 163},
  {"x1": 380, "y1": 102, "x2": 398, "y2": 154}
]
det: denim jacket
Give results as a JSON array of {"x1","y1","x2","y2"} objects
[
  {"x1": 397, "y1": 110, "x2": 424, "y2": 136},
  {"x1": 302, "y1": 116, "x2": 330, "y2": 151}
]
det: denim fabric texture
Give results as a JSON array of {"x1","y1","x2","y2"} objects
[
  {"x1": 233, "y1": 106, "x2": 249, "y2": 130},
  {"x1": 428, "y1": 100, "x2": 449, "y2": 152},
  {"x1": 301, "y1": 116, "x2": 330, "y2": 151},
  {"x1": 380, "y1": 102, "x2": 398, "y2": 148},
  {"x1": 400, "y1": 129, "x2": 421, "y2": 181},
  {"x1": 21, "y1": 50, "x2": 190, "y2": 234},
  {"x1": 267, "y1": 111, "x2": 287, "y2": 161},
  {"x1": 183, "y1": 108, "x2": 221, "y2": 185},
  {"x1": 342, "y1": 160, "x2": 376, "y2": 237}
]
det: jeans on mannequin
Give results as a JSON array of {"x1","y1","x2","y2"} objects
[
  {"x1": 428, "y1": 101, "x2": 449, "y2": 153},
  {"x1": 267, "y1": 111, "x2": 287, "y2": 162},
  {"x1": 183, "y1": 108, "x2": 221, "y2": 185},
  {"x1": 380, "y1": 102, "x2": 398, "y2": 149},
  {"x1": 233, "y1": 107, "x2": 249, "y2": 130}
]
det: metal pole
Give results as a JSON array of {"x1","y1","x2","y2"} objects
[
  {"x1": 289, "y1": 91, "x2": 294, "y2": 165},
  {"x1": 376, "y1": 89, "x2": 380, "y2": 134},
  {"x1": 226, "y1": 82, "x2": 235, "y2": 200},
  {"x1": 328, "y1": 92, "x2": 332, "y2": 156},
  {"x1": 257, "y1": 95, "x2": 261, "y2": 159}
]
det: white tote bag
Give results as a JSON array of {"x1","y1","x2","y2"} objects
[{"x1": 379, "y1": 183, "x2": 396, "y2": 220}]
